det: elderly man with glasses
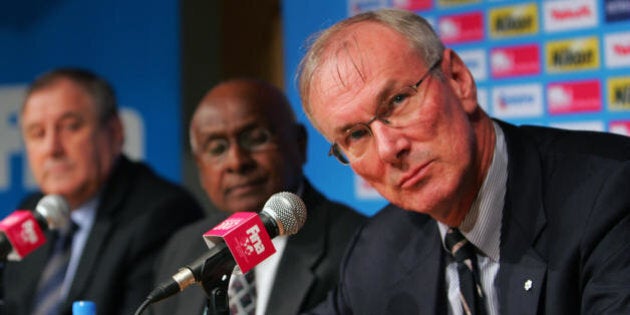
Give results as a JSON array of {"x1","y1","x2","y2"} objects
[{"x1": 298, "y1": 8, "x2": 630, "y2": 315}]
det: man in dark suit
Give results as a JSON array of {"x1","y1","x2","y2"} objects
[
  {"x1": 296, "y1": 9, "x2": 630, "y2": 314},
  {"x1": 151, "y1": 78, "x2": 367, "y2": 315},
  {"x1": 1, "y1": 68, "x2": 204, "y2": 315}
]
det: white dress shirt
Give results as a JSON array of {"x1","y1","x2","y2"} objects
[
  {"x1": 61, "y1": 196, "x2": 98, "y2": 299},
  {"x1": 438, "y1": 122, "x2": 507, "y2": 315}
]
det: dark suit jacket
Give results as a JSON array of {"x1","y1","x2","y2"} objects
[
  {"x1": 151, "y1": 180, "x2": 367, "y2": 315},
  {"x1": 1, "y1": 155, "x2": 204, "y2": 315},
  {"x1": 307, "y1": 121, "x2": 630, "y2": 314}
]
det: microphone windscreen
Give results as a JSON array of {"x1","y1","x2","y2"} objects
[
  {"x1": 261, "y1": 191, "x2": 306, "y2": 236},
  {"x1": 35, "y1": 195, "x2": 70, "y2": 231}
]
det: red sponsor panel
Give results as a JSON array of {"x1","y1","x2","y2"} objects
[
  {"x1": 438, "y1": 12, "x2": 484, "y2": 44},
  {"x1": 0, "y1": 210, "x2": 46, "y2": 259},
  {"x1": 392, "y1": 0, "x2": 432, "y2": 11},
  {"x1": 203, "y1": 212, "x2": 275, "y2": 273},
  {"x1": 547, "y1": 80, "x2": 602, "y2": 115},
  {"x1": 610, "y1": 120, "x2": 630, "y2": 136},
  {"x1": 491, "y1": 44, "x2": 541, "y2": 78}
]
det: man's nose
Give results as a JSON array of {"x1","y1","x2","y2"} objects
[{"x1": 370, "y1": 122, "x2": 410, "y2": 165}]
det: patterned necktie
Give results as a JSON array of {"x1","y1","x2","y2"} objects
[
  {"x1": 32, "y1": 222, "x2": 77, "y2": 315},
  {"x1": 228, "y1": 270, "x2": 256, "y2": 315},
  {"x1": 445, "y1": 228, "x2": 487, "y2": 315}
]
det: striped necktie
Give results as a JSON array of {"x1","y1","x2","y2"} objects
[
  {"x1": 445, "y1": 228, "x2": 487, "y2": 315},
  {"x1": 32, "y1": 222, "x2": 77, "y2": 315},
  {"x1": 228, "y1": 270, "x2": 256, "y2": 315}
]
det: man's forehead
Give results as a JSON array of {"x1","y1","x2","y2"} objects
[
  {"x1": 194, "y1": 104, "x2": 268, "y2": 134},
  {"x1": 23, "y1": 87, "x2": 96, "y2": 121}
]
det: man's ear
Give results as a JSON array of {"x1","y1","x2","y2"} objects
[{"x1": 440, "y1": 48, "x2": 478, "y2": 114}]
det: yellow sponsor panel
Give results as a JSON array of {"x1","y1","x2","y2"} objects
[
  {"x1": 546, "y1": 37, "x2": 600, "y2": 73},
  {"x1": 608, "y1": 77, "x2": 630, "y2": 111},
  {"x1": 438, "y1": 0, "x2": 480, "y2": 7},
  {"x1": 489, "y1": 3, "x2": 538, "y2": 38}
]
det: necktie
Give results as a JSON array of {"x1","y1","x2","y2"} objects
[
  {"x1": 445, "y1": 228, "x2": 487, "y2": 315},
  {"x1": 228, "y1": 270, "x2": 256, "y2": 315},
  {"x1": 32, "y1": 222, "x2": 77, "y2": 315}
]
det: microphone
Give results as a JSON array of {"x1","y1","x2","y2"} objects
[
  {"x1": 0, "y1": 194, "x2": 71, "y2": 261},
  {"x1": 146, "y1": 191, "x2": 307, "y2": 305}
]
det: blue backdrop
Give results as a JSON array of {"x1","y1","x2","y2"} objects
[{"x1": 0, "y1": 0, "x2": 182, "y2": 217}]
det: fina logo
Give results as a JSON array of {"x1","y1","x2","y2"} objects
[
  {"x1": 244, "y1": 225, "x2": 265, "y2": 255},
  {"x1": 544, "y1": 0, "x2": 598, "y2": 32},
  {"x1": 19, "y1": 220, "x2": 39, "y2": 244},
  {"x1": 605, "y1": 0, "x2": 630, "y2": 22}
]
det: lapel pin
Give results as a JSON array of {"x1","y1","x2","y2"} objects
[{"x1": 524, "y1": 279, "x2": 533, "y2": 291}]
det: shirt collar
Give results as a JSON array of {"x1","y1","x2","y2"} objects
[
  {"x1": 438, "y1": 122, "x2": 507, "y2": 262},
  {"x1": 70, "y1": 196, "x2": 98, "y2": 234}
]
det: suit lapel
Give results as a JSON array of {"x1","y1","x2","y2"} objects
[
  {"x1": 496, "y1": 121, "x2": 547, "y2": 315},
  {"x1": 66, "y1": 157, "x2": 131, "y2": 302},
  {"x1": 16, "y1": 231, "x2": 54, "y2": 312},
  {"x1": 398, "y1": 211, "x2": 447, "y2": 315},
  {"x1": 265, "y1": 183, "x2": 324, "y2": 314},
  {"x1": 65, "y1": 218, "x2": 113, "y2": 303}
]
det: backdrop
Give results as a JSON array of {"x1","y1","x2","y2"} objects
[
  {"x1": 0, "y1": 0, "x2": 181, "y2": 217},
  {"x1": 282, "y1": 0, "x2": 630, "y2": 215},
  {"x1": 1, "y1": 0, "x2": 629, "y2": 218}
]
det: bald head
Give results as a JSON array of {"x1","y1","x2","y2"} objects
[
  {"x1": 189, "y1": 78, "x2": 307, "y2": 213},
  {"x1": 190, "y1": 79, "x2": 297, "y2": 152}
]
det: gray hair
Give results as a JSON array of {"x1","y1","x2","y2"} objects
[
  {"x1": 297, "y1": 9, "x2": 444, "y2": 123},
  {"x1": 23, "y1": 67, "x2": 118, "y2": 125}
]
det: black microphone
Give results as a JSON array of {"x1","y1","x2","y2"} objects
[
  {"x1": 0, "y1": 195, "x2": 71, "y2": 261},
  {"x1": 145, "y1": 191, "x2": 307, "y2": 305}
]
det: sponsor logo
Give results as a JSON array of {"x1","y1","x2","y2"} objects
[
  {"x1": 19, "y1": 220, "x2": 39, "y2": 244},
  {"x1": 609, "y1": 121, "x2": 630, "y2": 136},
  {"x1": 547, "y1": 80, "x2": 602, "y2": 114},
  {"x1": 437, "y1": 0, "x2": 480, "y2": 7},
  {"x1": 392, "y1": 0, "x2": 432, "y2": 11},
  {"x1": 546, "y1": 37, "x2": 600, "y2": 72},
  {"x1": 459, "y1": 49, "x2": 487, "y2": 81},
  {"x1": 489, "y1": 3, "x2": 538, "y2": 38},
  {"x1": 608, "y1": 76, "x2": 630, "y2": 110},
  {"x1": 244, "y1": 225, "x2": 265, "y2": 255},
  {"x1": 439, "y1": 11, "x2": 484, "y2": 44},
  {"x1": 604, "y1": 0, "x2": 630, "y2": 23},
  {"x1": 543, "y1": 0, "x2": 598, "y2": 32},
  {"x1": 604, "y1": 32, "x2": 630, "y2": 68},
  {"x1": 492, "y1": 84, "x2": 543, "y2": 118},
  {"x1": 490, "y1": 44, "x2": 540, "y2": 78},
  {"x1": 348, "y1": 0, "x2": 388, "y2": 15},
  {"x1": 214, "y1": 218, "x2": 242, "y2": 230},
  {"x1": 550, "y1": 121, "x2": 605, "y2": 132}
]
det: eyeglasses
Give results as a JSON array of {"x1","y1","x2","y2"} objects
[
  {"x1": 197, "y1": 127, "x2": 276, "y2": 162},
  {"x1": 328, "y1": 58, "x2": 442, "y2": 165}
]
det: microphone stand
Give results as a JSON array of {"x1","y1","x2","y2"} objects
[{"x1": 199, "y1": 247, "x2": 236, "y2": 315}]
